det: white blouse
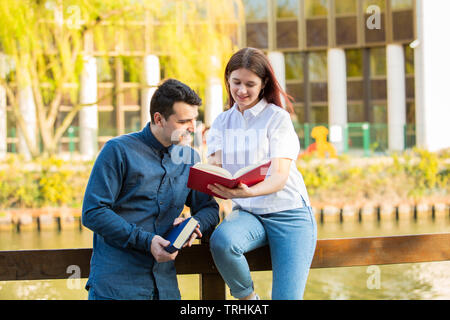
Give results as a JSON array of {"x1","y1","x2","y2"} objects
[{"x1": 206, "y1": 98, "x2": 310, "y2": 214}]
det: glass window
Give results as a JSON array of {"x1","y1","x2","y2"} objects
[
  {"x1": 391, "y1": 0, "x2": 413, "y2": 10},
  {"x1": 363, "y1": 0, "x2": 386, "y2": 11},
  {"x1": 311, "y1": 105, "x2": 328, "y2": 124},
  {"x1": 347, "y1": 104, "x2": 364, "y2": 122},
  {"x1": 335, "y1": 0, "x2": 357, "y2": 14},
  {"x1": 392, "y1": 9, "x2": 414, "y2": 41},
  {"x1": 373, "y1": 104, "x2": 387, "y2": 123},
  {"x1": 285, "y1": 52, "x2": 304, "y2": 80},
  {"x1": 98, "y1": 111, "x2": 117, "y2": 136},
  {"x1": 123, "y1": 57, "x2": 142, "y2": 83},
  {"x1": 96, "y1": 57, "x2": 114, "y2": 83},
  {"x1": 406, "y1": 102, "x2": 415, "y2": 124},
  {"x1": 242, "y1": 0, "x2": 268, "y2": 20},
  {"x1": 124, "y1": 88, "x2": 140, "y2": 106},
  {"x1": 346, "y1": 49, "x2": 363, "y2": 77},
  {"x1": 309, "y1": 51, "x2": 327, "y2": 81},
  {"x1": 336, "y1": 16, "x2": 358, "y2": 45},
  {"x1": 294, "y1": 106, "x2": 305, "y2": 123},
  {"x1": 125, "y1": 111, "x2": 141, "y2": 133},
  {"x1": 277, "y1": 20, "x2": 299, "y2": 48},
  {"x1": 277, "y1": 0, "x2": 299, "y2": 19},
  {"x1": 246, "y1": 22, "x2": 268, "y2": 48},
  {"x1": 305, "y1": 0, "x2": 329, "y2": 17},
  {"x1": 405, "y1": 45, "x2": 414, "y2": 75},
  {"x1": 370, "y1": 47, "x2": 386, "y2": 76}
]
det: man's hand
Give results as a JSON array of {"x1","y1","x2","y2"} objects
[
  {"x1": 173, "y1": 217, "x2": 202, "y2": 248},
  {"x1": 150, "y1": 235, "x2": 178, "y2": 263}
]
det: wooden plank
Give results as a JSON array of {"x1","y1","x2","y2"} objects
[
  {"x1": 0, "y1": 233, "x2": 449, "y2": 281},
  {"x1": 310, "y1": 233, "x2": 450, "y2": 268},
  {"x1": 0, "y1": 248, "x2": 92, "y2": 281}
]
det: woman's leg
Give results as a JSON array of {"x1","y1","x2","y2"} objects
[
  {"x1": 260, "y1": 206, "x2": 317, "y2": 300},
  {"x1": 209, "y1": 209, "x2": 267, "y2": 299}
]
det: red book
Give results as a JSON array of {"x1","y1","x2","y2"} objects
[{"x1": 187, "y1": 161, "x2": 271, "y2": 199}]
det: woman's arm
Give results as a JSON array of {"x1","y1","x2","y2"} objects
[{"x1": 206, "y1": 157, "x2": 291, "y2": 199}]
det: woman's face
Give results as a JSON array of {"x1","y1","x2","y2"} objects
[{"x1": 228, "y1": 68, "x2": 265, "y2": 111}]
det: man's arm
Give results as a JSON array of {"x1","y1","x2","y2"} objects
[
  {"x1": 185, "y1": 189, "x2": 220, "y2": 238},
  {"x1": 81, "y1": 140, "x2": 155, "y2": 255}
]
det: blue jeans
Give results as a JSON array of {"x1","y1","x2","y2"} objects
[{"x1": 209, "y1": 203, "x2": 317, "y2": 300}]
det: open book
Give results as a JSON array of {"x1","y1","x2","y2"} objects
[{"x1": 187, "y1": 160, "x2": 271, "y2": 199}]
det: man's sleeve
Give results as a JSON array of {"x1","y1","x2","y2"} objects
[
  {"x1": 81, "y1": 140, "x2": 155, "y2": 254},
  {"x1": 185, "y1": 189, "x2": 220, "y2": 237}
]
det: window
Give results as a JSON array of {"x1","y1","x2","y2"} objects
[
  {"x1": 285, "y1": 52, "x2": 304, "y2": 80},
  {"x1": 305, "y1": 0, "x2": 329, "y2": 17},
  {"x1": 363, "y1": 0, "x2": 386, "y2": 43},
  {"x1": 335, "y1": 0, "x2": 357, "y2": 14},
  {"x1": 305, "y1": 0, "x2": 329, "y2": 47},
  {"x1": 277, "y1": 0, "x2": 299, "y2": 18},
  {"x1": 347, "y1": 104, "x2": 365, "y2": 123},
  {"x1": 391, "y1": 0, "x2": 413, "y2": 10},
  {"x1": 346, "y1": 49, "x2": 363, "y2": 78},
  {"x1": 309, "y1": 52, "x2": 327, "y2": 81},
  {"x1": 242, "y1": 0, "x2": 268, "y2": 20},
  {"x1": 370, "y1": 47, "x2": 386, "y2": 77}
]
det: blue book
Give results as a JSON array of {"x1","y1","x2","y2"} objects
[{"x1": 164, "y1": 217, "x2": 199, "y2": 253}]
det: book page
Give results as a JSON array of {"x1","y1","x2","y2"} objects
[
  {"x1": 192, "y1": 163, "x2": 233, "y2": 179},
  {"x1": 233, "y1": 160, "x2": 271, "y2": 179}
]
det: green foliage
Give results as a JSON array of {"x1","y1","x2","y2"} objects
[
  {"x1": 298, "y1": 148, "x2": 449, "y2": 205},
  {"x1": 0, "y1": 155, "x2": 91, "y2": 209},
  {"x1": 0, "y1": 148, "x2": 447, "y2": 209},
  {"x1": 0, "y1": 0, "x2": 240, "y2": 157}
]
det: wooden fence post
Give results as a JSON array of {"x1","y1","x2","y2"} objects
[{"x1": 199, "y1": 273, "x2": 226, "y2": 300}]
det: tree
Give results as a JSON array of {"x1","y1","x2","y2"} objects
[{"x1": 0, "y1": 0, "x2": 243, "y2": 158}]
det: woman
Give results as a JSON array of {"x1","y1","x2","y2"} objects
[{"x1": 206, "y1": 47, "x2": 317, "y2": 300}]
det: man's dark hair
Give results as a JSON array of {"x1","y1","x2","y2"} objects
[{"x1": 150, "y1": 78, "x2": 202, "y2": 122}]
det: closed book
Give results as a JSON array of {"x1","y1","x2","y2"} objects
[
  {"x1": 164, "y1": 217, "x2": 199, "y2": 253},
  {"x1": 187, "y1": 160, "x2": 271, "y2": 199}
]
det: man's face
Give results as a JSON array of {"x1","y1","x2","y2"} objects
[{"x1": 159, "y1": 101, "x2": 199, "y2": 146}]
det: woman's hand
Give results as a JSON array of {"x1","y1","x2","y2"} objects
[{"x1": 207, "y1": 182, "x2": 254, "y2": 199}]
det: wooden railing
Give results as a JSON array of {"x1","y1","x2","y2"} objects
[{"x1": 1, "y1": 233, "x2": 450, "y2": 299}]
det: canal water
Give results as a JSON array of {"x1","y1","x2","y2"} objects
[{"x1": 1, "y1": 213, "x2": 449, "y2": 300}]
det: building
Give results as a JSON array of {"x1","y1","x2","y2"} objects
[
  {"x1": 240, "y1": 0, "x2": 450, "y2": 154},
  {"x1": 1, "y1": 0, "x2": 449, "y2": 159}
]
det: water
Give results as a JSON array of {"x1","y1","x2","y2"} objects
[{"x1": 0, "y1": 214, "x2": 449, "y2": 300}]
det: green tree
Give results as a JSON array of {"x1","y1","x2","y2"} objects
[{"x1": 0, "y1": 0, "x2": 242, "y2": 158}]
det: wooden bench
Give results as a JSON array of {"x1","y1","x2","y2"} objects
[{"x1": 1, "y1": 233, "x2": 449, "y2": 299}]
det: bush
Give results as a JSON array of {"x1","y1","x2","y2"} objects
[
  {"x1": 297, "y1": 148, "x2": 449, "y2": 206},
  {"x1": 0, "y1": 149, "x2": 448, "y2": 209},
  {"x1": 0, "y1": 155, "x2": 92, "y2": 209}
]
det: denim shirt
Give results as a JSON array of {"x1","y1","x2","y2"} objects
[{"x1": 82, "y1": 123, "x2": 219, "y2": 300}]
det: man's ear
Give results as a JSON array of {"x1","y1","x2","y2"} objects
[{"x1": 153, "y1": 112, "x2": 165, "y2": 127}]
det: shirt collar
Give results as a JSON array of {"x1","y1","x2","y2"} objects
[
  {"x1": 233, "y1": 98, "x2": 268, "y2": 118},
  {"x1": 142, "y1": 122, "x2": 172, "y2": 154}
]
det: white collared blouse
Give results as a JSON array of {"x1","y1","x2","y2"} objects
[{"x1": 206, "y1": 98, "x2": 310, "y2": 214}]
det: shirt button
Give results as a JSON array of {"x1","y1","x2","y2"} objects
[{"x1": 159, "y1": 201, "x2": 163, "y2": 205}]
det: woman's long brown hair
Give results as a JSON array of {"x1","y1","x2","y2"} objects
[{"x1": 224, "y1": 47, "x2": 294, "y2": 113}]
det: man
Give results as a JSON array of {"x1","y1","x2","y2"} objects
[{"x1": 82, "y1": 79, "x2": 219, "y2": 300}]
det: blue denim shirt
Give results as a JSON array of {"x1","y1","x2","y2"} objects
[{"x1": 82, "y1": 123, "x2": 219, "y2": 300}]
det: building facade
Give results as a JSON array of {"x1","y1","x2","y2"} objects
[{"x1": 1, "y1": 0, "x2": 449, "y2": 159}]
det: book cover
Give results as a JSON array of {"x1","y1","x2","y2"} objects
[
  {"x1": 187, "y1": 161, "x2": 271, "y2": 199},
  {"x1": 164, "y1": 217, "x2": 199, "y2": 253}
]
